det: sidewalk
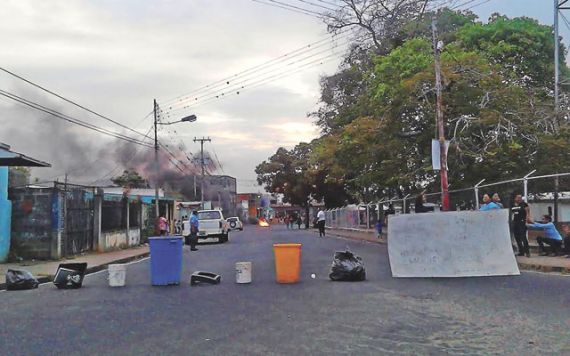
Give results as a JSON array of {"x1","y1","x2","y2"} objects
[
  {"x1": 1, "y1": 245, "x2": 149, "y2": 290},
  {"x1": 324, "y1": 228, "x2": 570, "y2": 274}
]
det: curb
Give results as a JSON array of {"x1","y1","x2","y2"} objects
[
  {"x1": 325, "y1": 229, "x2": 570, "y2": 275},
  {"x1": 517, "y1": 261, "x2": 570, "y2": 275},
  {"x1": 0, "y1": 251, "x2": 150, "y2": 291},
  {"x1": 321, "y1": 229, "x2": 387, "y2": 245}
]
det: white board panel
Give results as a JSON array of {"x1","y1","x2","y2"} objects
[{"x1": 387, "y1": 210, "x2": 520, "y2": 278}]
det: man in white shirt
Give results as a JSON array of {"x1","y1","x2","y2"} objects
[{"x1": 317, "y1": 209, "x2": 326, "y2": 237}]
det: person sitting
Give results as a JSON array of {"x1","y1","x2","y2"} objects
[
  {"x1": 479, "y1": 194, "x2": 501, "y2": 211},
  {"x1": 527, "y1": 215, "x2": 563, "y2": 256}
]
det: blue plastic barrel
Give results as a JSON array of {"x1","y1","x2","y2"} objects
[{"x1": 149, "y1": 236, "x2": 183, "y2": 286}]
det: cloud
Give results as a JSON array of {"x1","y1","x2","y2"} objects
[{"x1": 0, "y1": 0, "x2": 344, "y2": 190}]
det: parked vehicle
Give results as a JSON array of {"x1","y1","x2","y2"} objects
[
  {"x1": 226, "y1": 217, "x2": 244, "y2": 231},
  {"x1": 197, "y1": 210, "x2": 230, "y2": 243}
]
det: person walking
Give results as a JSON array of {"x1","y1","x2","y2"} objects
[
  {"x1": 527, "y1": 215, "x2": 563, "y2": 256},
  {"x1": 511, "y1": 194, "x2": 531, "y2": 257},
  {"x1": 317, "y1": 209, "x2": 326, "y2": 237},
  {"x1": 375, "y1": 219, "x2": 383, "y2": 239},
  {"x1": 479, "y1": 194, "x2": 501, "y2": 211},
  {"x1": 188, "y1": 210, "x2": 200, "y2": 251},
  {"x1": 296, "y1": 215, "x2": 302, "y2": 229}
]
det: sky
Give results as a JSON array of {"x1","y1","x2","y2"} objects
[{"x1": 0, "y1": 0, "x2": 565, "y2": 193}]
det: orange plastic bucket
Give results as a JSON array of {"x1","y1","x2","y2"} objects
[{"x1": 273, "y1": 243, "x2": 302, "y2": 283}]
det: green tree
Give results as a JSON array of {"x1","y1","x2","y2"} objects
[
  {"x1": 310, "y1": 10, "x2": 570, "y2": 201},
  {"x1": 111, "y1": 169, "x2": 149, "y2": 189}
]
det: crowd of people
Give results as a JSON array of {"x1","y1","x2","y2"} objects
[
  {"x1": 477, "y1": 192, "x2": 569, "y2": 258},
  {"x1": 372, "y1": 191, "x2": 570, "y2": 259}
]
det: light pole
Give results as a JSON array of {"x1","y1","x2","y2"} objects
[{"x1": 153, "y1": 99, "x2": 197, "y2": 221}]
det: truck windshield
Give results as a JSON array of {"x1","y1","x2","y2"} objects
[{"x1": 198, "y1": 211, "x2": 221, "y2": 220}]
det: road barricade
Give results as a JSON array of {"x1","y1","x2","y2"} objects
[
  {"x1": 387, "y1": 210, "x2": 520, "y2": 278},
  {"x1": 273, "y1": 243, "x2": 302, "y2": 283}
]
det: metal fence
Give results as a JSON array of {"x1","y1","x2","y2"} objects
[{"x1": 324, "y1": 172, "x2": 570, "y2": 230}]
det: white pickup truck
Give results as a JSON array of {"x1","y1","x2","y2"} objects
[{"x1": 197, "y1": 210, "x2": 230, "y2": 243}]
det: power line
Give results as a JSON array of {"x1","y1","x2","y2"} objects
[
  {"x1": 160, "y1": 28, "x2": 355, "y2": 108},
  {"x1": 0, "y1": 89, "x2": 154, "y2": 148},
  {"x1": 89, "y1": 124, "x2": 155, "y2": 185},
  {"x1": 251, "y1": 0, "x2": 324, "y2": 18},
  {"x1": 167, "y1": 50, "x2": 347, "y2": 112},
  {"x1": 0, "y1": 67, "x2": 150, "y2": 139},
  {"x1": 164, "y1": 37, "x2": 352, "y2": 115},
  {"x1": 291, "y1": 0, "x2": 338, "y2": 12}
]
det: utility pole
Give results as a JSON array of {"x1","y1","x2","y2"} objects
[
  {"x1": 63, "y1": 173, "x2": 68, "y2": 258},
  {"x1": 432, "y1": 15, "x2": 450, "y2": 211},
  {"x1": 193, "y1": 137, "x2": 211, "y2": 209},
  {"x1": 555, "y1": 1, "x2": 570, "y2": 113},
  {"x1": 153, "y1": 99, "x2": 160, "y2": 220}
]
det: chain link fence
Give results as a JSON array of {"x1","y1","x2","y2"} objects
[{"x1": 325, "y1": 172, "x2": 570, "y2": 230}]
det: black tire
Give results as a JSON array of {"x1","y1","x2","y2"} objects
[{"x1": 219, "y1": 233, "x2": 229, "y2": 243}]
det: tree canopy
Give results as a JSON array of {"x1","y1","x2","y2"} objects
[{"x1": 257, "y1": 8, "x2": 570, "y2": 207}]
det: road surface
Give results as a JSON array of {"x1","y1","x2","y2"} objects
[{"x1": 1, "y1": 225, "x2": 569, "y2": 355}]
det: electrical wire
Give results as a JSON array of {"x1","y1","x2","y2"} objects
[
  {"x1": 167, "y1": 49, "x2": 347, "y2": 112},
  {"x1": 291, "y1": 0, "x2": 338, "y2": 11},
  {"x1": 0, "y1": 67, "x2": 149, "y2": 139},
  {"x1": 251, "y1": 0, "x2": 322, "y2": 18},
  {"x1": 159, "y1": 27, "x2": 355, "y2": 108},
  {"x1": 165, "y1": 38, "x2": 352, "y2": 115},
  {"x1": 252, "y1": 0, "x2": 327, "y2": 18},
  {"x1": 0, "y1": 89, "x2": 154, "y2": 148}
]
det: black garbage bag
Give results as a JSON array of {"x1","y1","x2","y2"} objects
[
  {"x1": 329, "y1": 251, "x2": 366, "y2": 281},
  {"x1": 5, "y1": 269, "x2": 39, "y2": 291},
  {"x1": 53, "y1": 263, "x2": 87, "y2": 289}
]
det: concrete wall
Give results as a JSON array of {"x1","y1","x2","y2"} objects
[
  {"x1": 387, "y1": 210, "x2": 520, "y2": 278},
  {"x1": 100, "y1": 227, "x2": 140, "y2": 252},
  {"x1": 102, "y1": 230, "x2": 128, "y2": 250}
]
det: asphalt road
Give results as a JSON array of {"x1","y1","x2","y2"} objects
[{"x1": 1, "y1": 225, "x2": 569, "y2": 355}]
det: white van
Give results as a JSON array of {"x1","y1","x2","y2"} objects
[{"x1": 197, "y1": 210, "x2": 230, "y2": 243}]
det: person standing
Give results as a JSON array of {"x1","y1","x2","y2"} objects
[
  {"x1": 296, "y1": 215, "x2": 302, "y2": 229},
  {"x1": 284, "y1": 215, "x2": 290, "y2": 230},
  {"x1": 188, "y1": 210, "x2": 200, "y2": 251},
  {"x1": 492, "y1": 193, "x2": 504, "y2": 208},
  {"x1": 158, "y1": 215, "x2": 168, "y2": 236},
  {"x1": 317, "y1": 209, "x2": 326, "y2": 237},
  {"x1": 479, "y1": 194, "x2": 501, "y2": 211},
  {"x1": 511, "y1": 194, "x2": 530, "y2": 257},
  {"x1": 182, "y1": 215, "x2": 191, "y2": 246},
  {"x1": 527, "y1": 215, "x2": 563, "y2": 256},
  {"x1": 414, "y1": 192, "x2": 434, "y2": 213}
]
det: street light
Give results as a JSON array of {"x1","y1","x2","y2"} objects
[{"x1": 153, "y1": 99, "x2": 197, "y2": 222}]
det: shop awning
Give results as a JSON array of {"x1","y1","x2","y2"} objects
[{"x1": 0, "y1": 143, "x2": 51, "y2": 167}]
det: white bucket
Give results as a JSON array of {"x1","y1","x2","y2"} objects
[
  {"x1": 235, "y1": 262, "x2": 252, "y2": 284},
  {"x1": 108, "y1": 264, "x2": 127, "y2": 287}
]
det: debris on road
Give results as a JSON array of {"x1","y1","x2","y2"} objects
[
  {"x1": 5, "y1": 269, "x2": 39, "y2": 290},
  {"x1": 329, "y1": 251, "x2": 366, "y2": 281}
]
